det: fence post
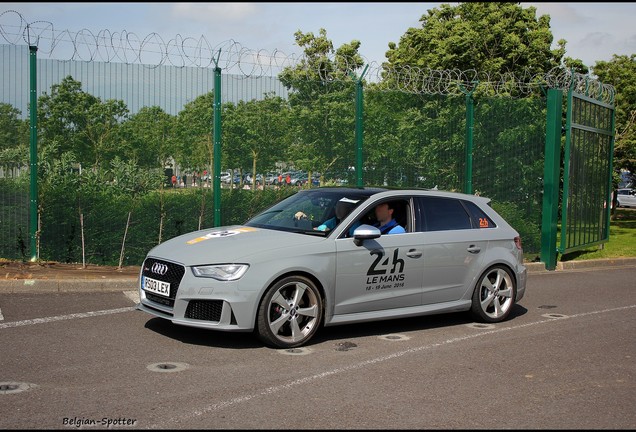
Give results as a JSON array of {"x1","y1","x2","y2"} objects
[
  {"x1": 540, "y1": 89, "x2": 563, "y2": 270},
  {"x1": 354, "y1": 65, "x2": 368, "y2": 188},
  {"x1": 29, "y1": 45, "x2": 38, "y2": 261},
  {"x1": 212, "y1": 51, "x2": 222, "y2": 227},
  {"x1": 459, "y1": 82, "x2": 477, "y2": 195},
  {"x1": 605, "y1": 99, "x2": 616, "y2": 241}
]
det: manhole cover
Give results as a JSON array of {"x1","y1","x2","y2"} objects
[
  {"x1": 466, "y1": 323, "x2": 496, "y2": 330},
  {"x1": 146, "y1": 362, "x2": 189, "y2": 373},
  {"x1": 542, "y1": 313, "x2": 569, "y2": 319},
  {"x1": 0, "y1": 382, "x2": 38, "y2": 395},
  {"x1": 279, "y1": 347, "x2": 312, "y2": 356},
  {"x1": 378, "y1": 334, "x2": 410, "y2": 341}
]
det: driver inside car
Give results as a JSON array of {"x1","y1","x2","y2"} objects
[{"x1": 294, "y1": 198, "x2": 360, "y2": 236}]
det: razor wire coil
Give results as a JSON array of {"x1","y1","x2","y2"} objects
[{"x1": 0, "y1": 9, "x2": 615, "y2": 102}]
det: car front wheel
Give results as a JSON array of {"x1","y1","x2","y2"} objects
[
  {"x1": 256, "y1": 276, "x2": 323, "y2": 348},
  {"x1": 470, "y1": 265, "x2": 516, "y2": 323}
]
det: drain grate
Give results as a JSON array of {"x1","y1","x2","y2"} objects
[
  {"x1": 0, "y1": 382, "x2": 37, "y2": 395},
  {"x1": 538, "y1": 305, "x2": 558, "y2": 309},
  {"x1": 146, "y1": 362, "x2": 189, "y2": 373},
  {"x1": 279, "y1": 347, "x2": 312, "y2": 356},
  {"x1": 378, "y1": 334, "x2": 410, "y2": 341},
  {"x1": 0, "y1": 384, "x2": 18, "y2": 391},
  {"x1": 157, "y1": 364, "x2": 176, "y2": 370},
  {"x1": 542, "y1": 313, "x2": 569, "y2": 319},
  {"x1": 466, "y1": 323, "x2": 496, "y2": 330}
]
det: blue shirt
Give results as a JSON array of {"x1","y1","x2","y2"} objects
[
  {"x1": 317, "y1": 217, "x2": 361, "y2": 237},
  {"x1": 376, "y1": 219, "x2": 405, "y2": 234}
]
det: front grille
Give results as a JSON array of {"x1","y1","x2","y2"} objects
[
  {"x1": 185, "y1": 300, "x2": 223, "y2": 322},
  {"x1": 142, "y1": 258, "x2": 186, "y2": 307}
]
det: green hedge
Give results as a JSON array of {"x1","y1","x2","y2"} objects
[{"x1": 35, "y1": 186, "x2": 296, "y2": 266}]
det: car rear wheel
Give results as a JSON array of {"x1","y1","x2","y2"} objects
[
  {"x1": 470, "y1": 265, "x2": 516, "y2": 323},
  {"x1": 256, "y1": 276, "x2": 323, "y2": 348}
]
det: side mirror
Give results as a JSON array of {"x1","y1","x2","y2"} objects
[{"x1": 353, "y1": 224, "x2": 381, "y2": 246}]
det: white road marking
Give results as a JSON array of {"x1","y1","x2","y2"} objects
[
  {"x1": 0, "y1": 290, "x2": 139, "y2": 328},
  {"x1": 151, "y1": 304, "x2": 636, "y2": 428},
  {"x1": 0, "y1": 307, "x2": 135, "y2": 329},
  {"x1": 124, "y1": 290, "x2": 140, "y2": 304}
]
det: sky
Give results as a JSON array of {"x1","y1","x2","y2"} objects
[{"x1": 1, "y1": 2, "x2": 635, "y2": 69}]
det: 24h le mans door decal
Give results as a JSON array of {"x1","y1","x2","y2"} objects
[{"x1": 365, "y1": 249, "x2": 405, "y2": 290}]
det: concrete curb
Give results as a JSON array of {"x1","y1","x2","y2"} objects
[
  {"x1": 524, "y1": 257, "x2": 636, "y2": 273},
  {"x1": 0, "y1": 258, "x2": 635, "y2": 293},
  {"x1": 0, "y1": 279, "x2": 139, "y2": 294}
]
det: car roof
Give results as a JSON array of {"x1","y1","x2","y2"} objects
[{"x1": 299, "y1": 187, "x2": 492, "y2": 203}]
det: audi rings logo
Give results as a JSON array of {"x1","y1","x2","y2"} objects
[{"x1": 151, "y1": 262, "x2": 169, "y2": 276}]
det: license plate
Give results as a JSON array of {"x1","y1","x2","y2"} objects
[{"x1": 143, "y1": 276, "x2": 171, "y2": 297}]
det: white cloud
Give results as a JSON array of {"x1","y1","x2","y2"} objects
[
  {"x1": 526, "y1": 2, "x2": 587, "y2": 25},
  {"x1": 580, "y1": 32, "x2": 613, "y2": 48}
]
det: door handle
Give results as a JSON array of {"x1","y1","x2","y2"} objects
[
  {"x1": 467, "y1": 245, "x2": 481, "y2": 254},
  {"x1": 406, "y1": 249, "x2": 422, "y2": 258}
]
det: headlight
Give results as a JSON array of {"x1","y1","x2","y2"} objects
[{"x1": 191, "y1": 264, "x2": 249, "y2": 281}]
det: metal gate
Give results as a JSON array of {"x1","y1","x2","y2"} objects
[{"x1": 559, "y1": 90, "x2": 615, "y2": 256}]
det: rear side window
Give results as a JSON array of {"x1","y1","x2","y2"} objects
[
  {"x1": 417, "y1": 197, "x2": 472, "y2": 231},
  {"x1": 462, "y1": 200, "x2": 497, "y2": 229}
]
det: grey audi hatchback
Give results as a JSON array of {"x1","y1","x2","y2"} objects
[{"x1": 137, "y1": 188, "x2": 526, "y2": 348}]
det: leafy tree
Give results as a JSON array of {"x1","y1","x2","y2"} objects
[
  {"x1": 172, "y1": 92, "x2": 215, "y2": 176},
  {"x1": 83, "y1": 99, "x2": 129, "y2": 168},
  {"x1": 384, "y1": 2, "x2": 565, "y2": 77},
  {"x1": 563, "y1": 57, "x2": 589, "y2": 75},
  {"x1": 37, "y1": 76, "x2": 129, "y2": 168},
  {"x1": 593, "y1": 54, "x2": 636, "y2": 175},
  {"x1": 222, "y1": 94, "x2": 290, "y2": 188},
  {"x1": 363, "y1": 90, "x2": 460, "y2": 188},
  {"x1": 0, "y1": 103, "x2": 23, "y2": 150},
  {"x1": 279, "y1": 29, "x2": 364, "y2": 178},
  {"x1": 119, "y1": 106, "x2": 175, "y2": 169},
  {"x1": 0, "y1": 103, "x2": 28, "y2": 173}
]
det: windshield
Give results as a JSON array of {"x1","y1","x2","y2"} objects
[{"x1": 245, "y1": 189, "x2": 373, "y2": 235}]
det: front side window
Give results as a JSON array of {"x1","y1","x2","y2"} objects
[{"x1": 345, "y1": 198, "x2": 410, "y2": 236}]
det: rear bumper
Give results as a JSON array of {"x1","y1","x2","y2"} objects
[{"x1": 516, "y1": 264, "x2": 527, "y2": 302}]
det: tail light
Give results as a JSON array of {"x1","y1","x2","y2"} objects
[{"x1": 514, "y1": 236, "x2": 522, "y2": 250}]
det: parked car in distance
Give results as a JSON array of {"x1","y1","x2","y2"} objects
[
  {"x1": 617, "y1": 188, "x2": 636, "y2": 208},
  {"x1": 245, "y1": 173, "x2": 264, "y2": 185},
  {"x1": 137, "y1": 187, "x2": 527, "y2": 348},
  {"x1": 289, "y1": 171, "x2": 320, "y2": 187},
  {"x1": 264, "y1": 172, "x2": 279, "y2": 185},
  {"x1": 219, "y1": 171, "x2": 232, "y2": 184}
]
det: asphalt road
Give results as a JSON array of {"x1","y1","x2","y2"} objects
[{"x1": 0, "y1": 266, "x2": 635, "y2": 429}]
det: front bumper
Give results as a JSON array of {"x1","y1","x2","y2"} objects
[{"x1": 137, "y1": 257, "x2": 258, "y2": 332}]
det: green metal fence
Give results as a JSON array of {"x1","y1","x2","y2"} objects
[
  {"x1": 560, "y1": 90, "x2": 615, "y2": 255},
  {"x1": 0, "y1": 24, "x2": 615, "y2": 269}
]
